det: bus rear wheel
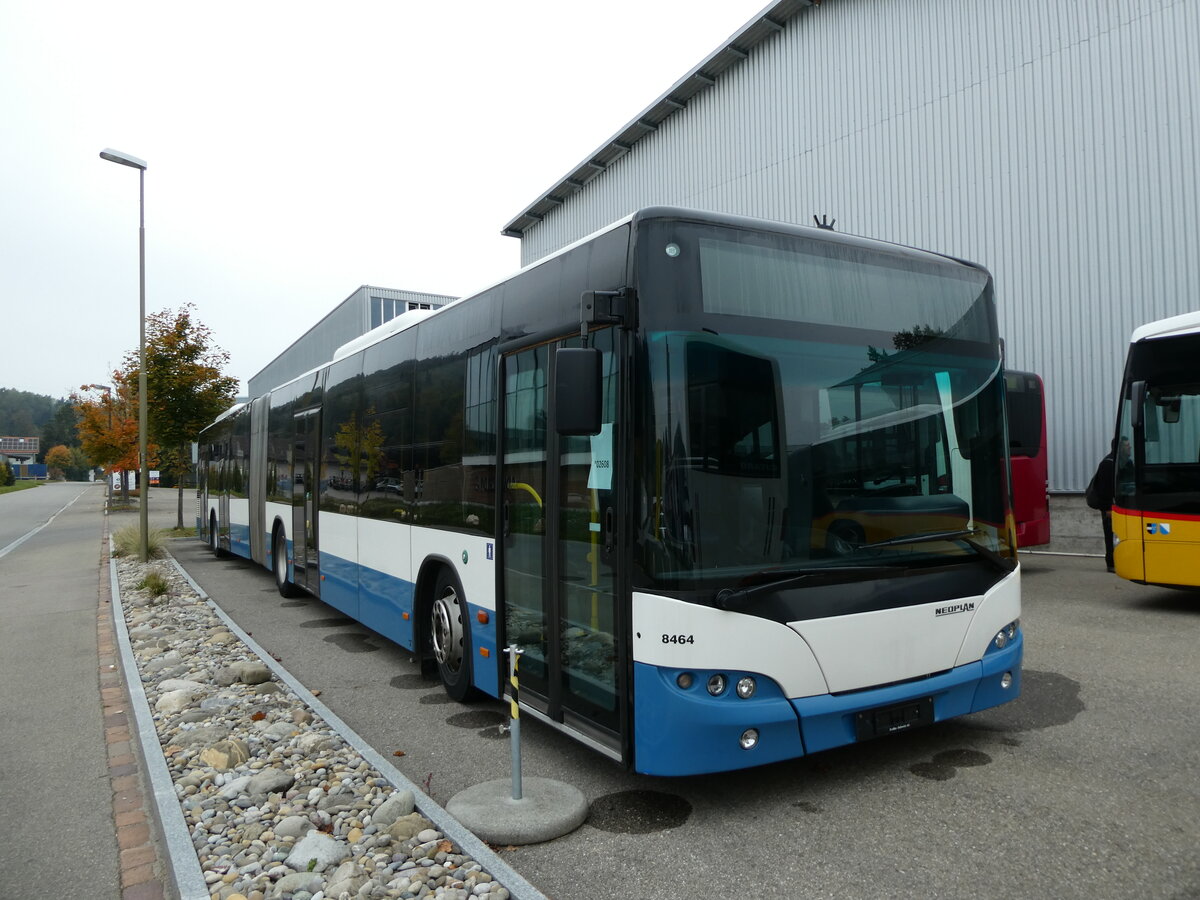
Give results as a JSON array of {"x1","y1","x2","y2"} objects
[
  {"x1": 430, "y1": 570, "x2": 473, "y2": 701},
  {"x1": 209, "y1": 512, "x2": 225, "y2": 557},
  {"x1": 273, "y1": 528, "x2": 300, "y2": 598}
]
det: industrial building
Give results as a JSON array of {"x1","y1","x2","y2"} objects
[
  {"x1": 247, "y1": 285, "x2": 454, "y2": 398},
  {"x1": 502, "y1": 0, "x2": 1198, "y2": 493}
]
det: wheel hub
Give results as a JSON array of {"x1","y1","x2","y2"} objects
[{"x1": 431, "y1": 589, "x2": 463, "y2": 671}]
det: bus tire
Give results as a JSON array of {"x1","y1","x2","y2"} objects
[
  {"x1": 209, "y1": 512, "x2": 226, "y2": 557},
  {"x1": 430, "y1": 568, "x2": 473, "y2": 702},
  {"x1": 273, "y1": 527, "x2": 301, "y2": 598}
]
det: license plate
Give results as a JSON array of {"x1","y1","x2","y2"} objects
[{"x1": 855, "y1": 697, "x2": 934, "y2": 741}]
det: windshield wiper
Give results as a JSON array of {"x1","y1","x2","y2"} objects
[
  {"x1": 858, "y1": 529, "x2": 1015, "y2": 574},
  {"x1": 714, "y1": 565, "x2": 900, "y2": 612}
]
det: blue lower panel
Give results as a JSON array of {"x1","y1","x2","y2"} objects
[
  {"x1": 357, "y1": 565, "x2": 415, "y2": 651},
  {"x1": 794, "y1": 635, "x2": 1023, "y2": 755},
  {"x1": 319, "y1": 551, "x2": 360, "y2": 619},
  {"x1": 633, "y1": 663, "x2": 804, "y2": 776},
  {"x1": 305, "y1": 554, "x2": 501, "y2": 701},
  {"x1": 467, "y1": 602, "x2": 500, "y2": 699},
  {"x1": 229, "y1": 523, "x2": 252, "y2": 560},
  {"x1": 633, "y1": 634, "x2": 1024, "y2": 776}
]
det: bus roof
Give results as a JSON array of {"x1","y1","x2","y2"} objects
[{"x1": 1130, "y1": 310, "x2": 1200, "y2": 343}]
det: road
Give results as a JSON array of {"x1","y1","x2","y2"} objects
[
  {"x1": 0, "y1": 480, "x2": 96, "y2": 558},
  {"x1": 0, "y1": 482, "x2": 120, "y2": 899},
  {"x1": 170, "y1": 539, "x2": 1200, "y2": 900}
]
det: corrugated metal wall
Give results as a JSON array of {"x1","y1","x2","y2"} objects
[
  {"x1": 247, "y1": 286, "x2": 454, "y2": 397},
  {"x1": 517, "y1": 0, "x2": 1199, "y2": 492}
]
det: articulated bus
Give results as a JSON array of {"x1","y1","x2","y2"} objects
[
  {"x1": 1110, "y1": 311, "x2": 1200, "y2": 588},
  {"x1": 199, "y1": 207, "x2": 1022, "y2": 776},
  {"x1": 1005, "y1": 370, "x2": 1050, "y2": 547}
]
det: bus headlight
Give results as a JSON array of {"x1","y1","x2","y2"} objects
[
  {"x1": 676, "y1": 672, "x2": 694, "y2": 690},
  {"x1": 1001, "y1": 671, "x2": 1014, "y2": 689},
  {"x1": 994, "y1": 620, "x2": 1019, "y2": 650},
  {"x1": 739, "y1": 728, "x2": 759, "y2": 750},
  {"x1": 736, "y1": 677, "x2": 757, "y2": 699},
  {"x1": 707, "y1": 674, "x2": 727, "y2": 696}
]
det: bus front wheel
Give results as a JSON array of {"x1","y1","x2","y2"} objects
[
  {"x1": 273, "y1": 528, "x2": 300, "y2": 598},
  {"x1": 430, "y1": 569, "x2": 473, "y2": 701}
]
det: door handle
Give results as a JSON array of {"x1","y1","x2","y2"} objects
[{"x1": 604, "y1": 506, "x2": 615, "y2": 554}]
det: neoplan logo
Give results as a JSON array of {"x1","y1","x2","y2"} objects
[{"x1": 935, "y1": 601, "x2": 976, "y2": 617}]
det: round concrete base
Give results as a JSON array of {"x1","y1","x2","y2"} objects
[{"x1": 446, "y1": 776, "x2": 588, "y2": 846}]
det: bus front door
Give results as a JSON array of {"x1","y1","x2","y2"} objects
[
  {"x1": 499, "y1": 328, "x2": 626, "y2": 763},
  {"x1": 291, "y1": 409, "x2": 321, "y2": 595}
]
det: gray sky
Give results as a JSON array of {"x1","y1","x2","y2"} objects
[{"x1": 1, "y1": 0, "x2": 766, "y2": 399}]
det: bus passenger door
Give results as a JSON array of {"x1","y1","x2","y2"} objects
[
  {"x1": 292, "y1": 409, "x2": 321, "y2": 595},
  {"x1": 499, "y1": 328, "x2": 626, "y2": 762}
]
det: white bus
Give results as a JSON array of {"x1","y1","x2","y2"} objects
[{"x1": 200, "y1": 207, "x2": 1022, "y2": 776}]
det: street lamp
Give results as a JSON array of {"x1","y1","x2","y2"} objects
[{"x1": 99, "y1": 148, "x2": 150, "y2": 562}]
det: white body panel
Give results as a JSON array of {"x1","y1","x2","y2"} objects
[
  {"x1": 319, "y1": 511, "x2": 359, "y2": 564},
  {"x1": 633, "y1": 566, "x2": 1019, "y2": 698},
  {"x1": 309, "y1": 513, "x2": 499, "y2": 611},
  {"x1": 265, "y1": 501, "x2": 290, "y2": 538},
  {"x1": 410, "y1": 526, "x2": 497, "y2": 611},
  {"x1": 229, "y1": 497, "x2": 250, "y2": 530},
  {"x1": 632, "y1": 592, "x2": 829, "y2": 698},
  {"x1": 790, "y1": 568, "x2": 1020, "y2": 693},
  {"x1": 1131, "y1": 310, "x2": 1200, "y2": 343}
]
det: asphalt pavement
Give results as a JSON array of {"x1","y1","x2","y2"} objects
[{"x1": 3, "y1": 484, "x2": 1198, "y2": 900}]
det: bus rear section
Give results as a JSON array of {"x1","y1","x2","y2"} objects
[
  {"x1": 1110, "y1": 312, "x2": 1200, "y2": 588},
  {"x1": 1005, "y1": 370, "x2": 1050, "y2": 548}
]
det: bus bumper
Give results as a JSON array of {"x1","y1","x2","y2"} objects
[
  {"x1": 631, "y1": 634, "x2": 1022, "y2": 776},
  {"x1": 633, "y1": 662, "x2": 805, "y2": 776},
  {"x1": 794, "y1": 632, "x2": 1023, "y2": 754}
]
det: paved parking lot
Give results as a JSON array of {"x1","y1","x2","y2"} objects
[{"x1": 172, "y1": 540, "x2": 1199, "y2": 900}]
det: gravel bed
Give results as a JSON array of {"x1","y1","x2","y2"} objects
[{"x1": 114, "y1": 553, "x2": 521, "y2": 900}]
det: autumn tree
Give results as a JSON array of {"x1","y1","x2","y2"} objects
[
  {"x1": 123, "y1": 304, "x2": 239, "y2": 528},
  {"x1": 44, "y1": 444, "x2": 72, "y2": 480},
  {"x1": 73, "y1": 376, "x2": 143, "y2": 499}
]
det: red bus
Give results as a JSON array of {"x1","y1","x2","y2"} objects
[{"x1": 1005, "y1": 369, "x2": 1050, "y2": 547}]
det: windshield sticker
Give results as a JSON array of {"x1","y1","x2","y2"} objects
[{"x1": 588, "y1": 423, "x2": 613, "y2": 490}]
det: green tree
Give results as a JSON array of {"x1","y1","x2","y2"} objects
[
  {"x1": 123, "y1": 304, "x2": 239, "y2": 528},
  {"x1": 41, "y1": 402, "x2": 81, "y2": 456},
  {"x1": 0, "y1": 388, "x2": 57, "y2": 436}
]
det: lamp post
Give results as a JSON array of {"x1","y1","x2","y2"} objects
[{"x1": 99, "y1": 148, "x2": 150, "y2": 562}]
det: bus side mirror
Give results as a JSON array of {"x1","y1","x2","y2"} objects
[
  {"x1": 555, "y1": 347, "x2": 602, "y2": 436},
  {"x1": 1130, "y1": 380, "x2": 1146, "y2": 430}
]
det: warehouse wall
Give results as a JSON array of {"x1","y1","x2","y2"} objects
[{"x1": 515, "y1": 0, "x2": 1199, "y2": 491}]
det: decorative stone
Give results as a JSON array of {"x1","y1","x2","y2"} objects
[{"x1": 200, "y1": 739, "x2": 251, "y2": 770}]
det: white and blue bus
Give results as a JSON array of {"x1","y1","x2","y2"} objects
[{"x1": 199, "y1": 207, "x2": 1022, "y2": 776}]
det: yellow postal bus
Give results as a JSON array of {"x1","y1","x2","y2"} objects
[{"x1": 1111, "y1": 311, "x2": 1200, "y2": 588}]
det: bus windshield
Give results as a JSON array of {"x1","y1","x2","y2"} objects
[
  {"x1": 636, "y1": 224, "x2": 1012, "y2": 587},
  {"x1": 1115, "y1": 335, "x2": 1200, "y2": 513}
]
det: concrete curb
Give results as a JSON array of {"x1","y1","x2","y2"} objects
[{"x1": 110, "y1": 558, "x2": 212, "y2": 900}]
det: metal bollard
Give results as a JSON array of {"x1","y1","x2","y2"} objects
[{"x1": 504, "y1": 646, "x2": 524, "y2": 800}]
